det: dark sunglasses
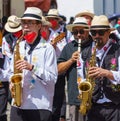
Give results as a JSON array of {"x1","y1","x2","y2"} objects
[
  {"x1": 73, "y1": 29, "x2": 85, "y2": 35},
  {"x1": 90, "y1": 30, "x2": 108, "y2": 36}
]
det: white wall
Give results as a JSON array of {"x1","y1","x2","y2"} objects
[
  {"x1": 0, "y1": 0, "x2": 3, "y2": 20},
  {"x1": 11, "y1": 0, "x2": 25, "y2": 17},
  {"x1": 57, "y1": 0, "x2": 94, "y2": 23}
]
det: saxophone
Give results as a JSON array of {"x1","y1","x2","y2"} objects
[
  {"x1": 78, "y1": 40, "x2": 98, "y2": 115},
  {"x1": 10, "y1": 32, "x2": 24, "y2": 107}
]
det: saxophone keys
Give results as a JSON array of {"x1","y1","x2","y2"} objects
[{"x1": 29, "y1": 79, "x2": 35, "y2": 89}]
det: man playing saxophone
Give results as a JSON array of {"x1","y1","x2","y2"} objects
[
  {"x1": 78, "y1": 15, "x2": 120, "y2": 121},
  {"x1": 57, "y1": 17, "x2": 93, "y2": 121},
  {"x1": 1, "y1": 15, "x2": 22, "y2": 121},
  {"x1": 9, "y1": 7, "x2": 58, "y2": 121}
]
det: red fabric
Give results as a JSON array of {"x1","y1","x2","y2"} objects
[
  {"x1": 13, "y1": 30, "x2": 22, "y2": 38},
  {"x1": 24, "y1": 32, "x2": 36, "y2": 44},
  {"x1": 24, "y1": 0, "x2": 51, "y2": 12},
  {"x1": 117, "y1": 20, "x2": 120, "y2": 25},
  {"x1": 49, "y1": 20, "x2": 58, "y2": 29},
  {"x1": 41, "y1": 31, "x2": 47, "y2": 40}
]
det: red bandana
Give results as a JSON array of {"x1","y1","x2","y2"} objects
[
  {"x1": 24, "y1": 32, "x2": 36, "y2": 44},
  {"x1": 13, "y1": 30, "x2": 22, "y2": 38}
]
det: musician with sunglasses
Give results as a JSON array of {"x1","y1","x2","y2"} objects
[
  {"x1": 78, "y1": 15, "x2": 120, "y2": 121},
  {"x1": 57, "y1": 17, "x2": 93, "y2": 121}
]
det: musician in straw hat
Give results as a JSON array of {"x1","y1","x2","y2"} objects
[
  {"x1": 77, "y1": 15, "x2": 120, "y2": 121},
  {"x1": 0, "y1": 15, "x2": 23, "y2": 121},
  {"x1": 40, "y1": 16, "x2": 52, "y2": 41},
  {"x1": 46, "y1": 8, "x2": 72, "y2": 121},
  {"x1": 9, "y1": 7, "x2": 58, "y2": 121},
  {"x1": 57, "y1": 17, "x2": 93, "y2": 121}
]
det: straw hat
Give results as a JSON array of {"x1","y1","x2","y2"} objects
[
  {"x1": 21, "y1": 7, "x2": 42, "y2": 21},
  {"x1": 90, "y1": 15, "x2": 115, "y2": 31},
  {"x1": 5, "y1": 15, "x2": 22, "y2": 33},
  {"x1": 75, "y1": 10, "x2": 94, "y2": 18},
  {"x1": 45, "y1": 9, "x2": 62, "y2": 20},
  {"x1": 42, "y1": 16, "x2": 52, "y2": 27},
  {"x1": 66, "y1": 17, "x2": 89, "y2": 32}
]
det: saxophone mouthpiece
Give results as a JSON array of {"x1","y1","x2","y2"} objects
[{"x1": 95, "y1": 38, "x2": 100, "y2": 43}]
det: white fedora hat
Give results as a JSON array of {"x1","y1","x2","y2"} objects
[
  {"x1": 5, "y1": 15, "x2": 22, "y2": 33},
  {"x1": 90, "y1": 15, "x2": 115, "y2": 31},
  {"x1": 45, "y1": 9, "x2": 62, "y2": 20},
  {"x1": 75, "y1": 10, "x2": 94, "y2": 18},
  {"x1": 66, "y1": 17, "x2": 89, "y2": 32},
  {"x1": 21, "y1": 7, "x2": 42, "y2": 21},
  {"x1": 42, "y1": 16, "x2": 52, "y2": 27}
]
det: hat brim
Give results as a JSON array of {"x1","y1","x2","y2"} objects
[
  {"x1": 42, "y1": 21, "x2": 52, "y2": 27},
  {"x1": 66, "y1": 24, "x2": 89, "y2": 32},
  {"x1": 75, "y1": 12, "x2": 94, "y2": 18},
  {"x1": 45, "y1": 16, "x2": 62, "y2": 21},
  {"x1": 4, "y1": 23, "x2": 22, "y2": 33}
]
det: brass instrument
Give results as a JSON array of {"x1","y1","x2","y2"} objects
[
  {"x1": 78, "y1": 40, "x2": 98, "y2": 115},
  {"x1": 10, "y1": 33, "x2": 24, "y2": 107}
]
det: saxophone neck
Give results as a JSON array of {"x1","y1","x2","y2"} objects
[{"x1": 17, "y1": 30, "x2": 25, "y2": 44}]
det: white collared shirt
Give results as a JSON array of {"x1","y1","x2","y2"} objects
[{"x1": 10, "y1": 38, "x2": 58, "y2": 111}]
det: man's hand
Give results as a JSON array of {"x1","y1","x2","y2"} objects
[
  {"x1": 88, "y1": 66, "x2": 114, "y2": 80},
  {"x1": 15, "y1": 60, "x2": 33, "y2": 71},
  {"x1": 70, "y1": 51, "x2": 79, "y2": 63}
]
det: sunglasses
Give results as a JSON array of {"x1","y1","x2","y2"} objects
[
  {"x1": 73, "y1": 29, "x2": 85, "y2": 35},
  {"x1": 90, "y1": 30, "x2": 108, "y2": 36}
]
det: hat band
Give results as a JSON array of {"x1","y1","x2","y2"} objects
[
  {"x1": 22, "y1": 14, "x2": 42, "y2": 20},
  {"x1": 74, "y1": 23, "x2": 89, "y2": 28},
  {"x1": 10, "y1": 24, "x2": 21, "y2": 29},
  {"x1": 47, "y1": 14, "x2": 59, "y2": 17},
  {"x1": 91, "y1": 25, "x2": 110, "y2": 29},
  {"x1": 74, "y1": 22, "x2": 88, "y2": 25}
]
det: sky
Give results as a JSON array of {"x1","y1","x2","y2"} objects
[{"x1": 57, "y1": 0, "x2": 94, "y2": 23}]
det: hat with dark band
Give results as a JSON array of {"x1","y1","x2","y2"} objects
[
  {"x1": 66, "y1": 17, "x2": 89, "y2": 32},
  {"x1": 90, "y1": 15, "x2": 115, "y2": 31},
  {"x1": 21, "y1": 7, "x2": 42, "y2": 21},
  {"x1": 45, "y1": 9, "x2": 62, "y2": 21}
]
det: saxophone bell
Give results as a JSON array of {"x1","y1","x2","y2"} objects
[
  {"x1": 79, "y1": 81, "x2": 92, "y2": 93},
  {"x1": 78, "y1": 81, "x2": 92, "y2": 115},
  {"x1": 11, "y1": 73, "x2": 22, "y2": 107}
]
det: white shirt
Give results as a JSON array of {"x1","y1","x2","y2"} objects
[
  {"x1": 0, "y1": 48, "x2": 11, "y2": 81},
  {"x1": 10, "y1": 38, "x2": 58, "y2": 111}
]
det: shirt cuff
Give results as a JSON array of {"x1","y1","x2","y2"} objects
[
  {"x1": 31, "y1": 66, "x2": 43, "y2": 80},
  {"x1": 110, "y1": 70, "x2": 120, "y2": 84}
]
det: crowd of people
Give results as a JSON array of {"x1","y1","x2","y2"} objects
[{"x1": 0, "y1": 6, "x2": 120, "y2": 121}]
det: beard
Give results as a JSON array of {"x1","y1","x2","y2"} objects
[{"x1": 95, "y1": 38, "x2": 105, "y2": 49}]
